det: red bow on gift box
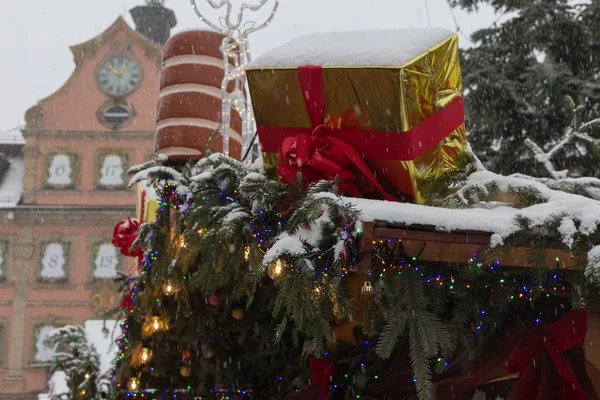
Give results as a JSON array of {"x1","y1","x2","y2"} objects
[
  {"x1": 278, "y1": 122, "x2": 399, "y2": 202},
  {"x1": 506, "y1": 309, "x2": 588, "y2": 400},
  {"x1": 112, "y1": 217, "x2": 142, "y2": 258},
  {"x1": 310, "y1": 356, "x2": 337, "y2": 400}
]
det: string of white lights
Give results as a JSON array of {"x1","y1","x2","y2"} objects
[{"x1": 190, "y1": 0, "x2": 280, "y2": 162}]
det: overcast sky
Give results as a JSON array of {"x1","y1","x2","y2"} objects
[{"x1": 0, "y1": 0, "x2": 498, "y2": 133}]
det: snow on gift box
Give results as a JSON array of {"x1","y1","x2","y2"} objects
[
  {"x1": 247, "y1": 28, "x2": 467, "y2": 204},
  {"x1": 155, "y1": 30, "x2": 243, "y2": 160}
]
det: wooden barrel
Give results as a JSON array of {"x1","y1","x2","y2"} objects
[{"x1": 155, "y1": 30, "x2": 242, "y2": 160}]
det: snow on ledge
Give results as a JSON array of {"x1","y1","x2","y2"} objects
[
  {"x1": 250, "y1": 28, "x2": 455, "y2": 68},
  {"x1": 335, "y1": 169, "x2": 599, "y2": 249}
]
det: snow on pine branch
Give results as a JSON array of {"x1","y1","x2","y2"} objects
[
  {"x1": 129, "y1": 166, "x2": 186, "y2": 188},
  {"x1": 518, "y1": 99, "x2": 600, "y2": 199}
]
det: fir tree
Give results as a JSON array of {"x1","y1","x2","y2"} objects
[
  {"x1": 449, "y1": 0, "x2": 600, "y2": 176},
  {"x1": 45, "y1": 325, "x2": 102, "y2": 400}
]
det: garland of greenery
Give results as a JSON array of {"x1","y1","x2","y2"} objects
[{"x1": 107, "y1": 152, "x2": 596, "y2": 400}]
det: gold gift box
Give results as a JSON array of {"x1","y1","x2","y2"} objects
[{"x1": 247, "y1": 29, "x2": 467, "y2": 203}]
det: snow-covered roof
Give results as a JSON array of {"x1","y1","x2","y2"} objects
[
  {"x1": 250, "y1": 28, "x2": 455, "y2": 67},
  {"x1": 0, "y1": 156, "x2": 24, "y2": 208},
  {"x1": 346, "y1": 170, "x2": 599, "y2": 249},
  {"x1": 0, "y1": 127, "x2": 25, "y2": 145}
]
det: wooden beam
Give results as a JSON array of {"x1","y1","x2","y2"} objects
[{"x1": 358, "y1": 221, "x2": 574, "y2": 269}]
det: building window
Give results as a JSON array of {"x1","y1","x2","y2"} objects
[
  {"x1": 46, "y1": 153, "x2": 76, "y2": 188},
  {"x1": 93, "y1": 243, "x2": 120, "y2": 279},
  {"x1": 0, "y1": 241, "x2": 6, "y2": 280},
  {"x1": 33, "y1": 325, "x2": 58, "y2": 363},
  {"x1": 97, "y1": 101, "x2": 135, "y2": 129},
  {"x1": 0, "y1": 320, "x2": 5, "y2": 366},
  {"x1": 98, "y1": 153, "x2": 127, "y2": 189},
  {"x1": 39, "y1": 242, "x2": 69, "y2": 282}
]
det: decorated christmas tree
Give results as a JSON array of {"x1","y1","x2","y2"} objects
[{"x1": 106, "y1": 2, "x2": 600, "y2": 400}]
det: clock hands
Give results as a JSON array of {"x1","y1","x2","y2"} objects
[
  {"x1": 106, "y1": 63, "x2": 127, "y2": 77},
  {"x1": 107, "y1": 64, "x2": 119, "y2": 75},
  {"x1": 117, "y1": 63, "x2": 127, "y2": 77}
]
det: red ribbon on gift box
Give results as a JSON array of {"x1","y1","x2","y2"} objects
[
  {"x1": 256, "y1": 65, "x2": 465, "y2": 200},
  {"x1": 506, "y1": 309, "x2": 588, "y2": 400}
]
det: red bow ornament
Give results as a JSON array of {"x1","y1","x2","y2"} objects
[
  {"x1": 310, "y1": 356, "x2": 337, "y2": 400},
  {"x1": 112, "y1": 217, "x2": 142, "y2": 258},
  {"x1": 506, "y1": 309, "x2": 588, "y2": 400},
  {"x1": 121, "y1": 290, "x2": 135, "y2": 312}
]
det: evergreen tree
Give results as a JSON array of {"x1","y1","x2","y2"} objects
[
  {"x1": 449, "y1": 0, "x2": 600, "y2": 176},
  {"x1": 45, "y1": 325, "x2": 102, "y2": 400}
]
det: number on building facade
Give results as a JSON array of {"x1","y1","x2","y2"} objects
[
  {"x1": 94, "y1": 243, "x2": 119, "y2": 278},
  {"x1": 40, "y1": 243, "x2": 67, "y2": 280},
  {"x1": 47, "y1": 154, "x2": 74, "y2": 187},
  {"x1": 98, "y1": 154, "x2": 125, "y2": 188}
]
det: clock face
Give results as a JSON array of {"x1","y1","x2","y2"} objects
[{"x1": 97, "y1": 56, "x2": 141, "y2": 97}]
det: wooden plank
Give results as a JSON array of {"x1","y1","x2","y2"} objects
[
  {"x1": 374, "y1": 227, "x2": 491, "y2": 245},
  {"x1": 360, "y1": 220, "x2": 575, "y2": 268},
  {"x1": 387, "y1": 239, "x2": 573, "y2": 268}
]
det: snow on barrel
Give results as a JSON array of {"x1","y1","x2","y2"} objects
[{"x1": 155, "y1": 30, "x2": 242, "y2": 160}]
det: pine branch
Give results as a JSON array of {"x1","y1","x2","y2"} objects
[{"x1": 376, "y1": 316, "x2": 406, "y2": 359}]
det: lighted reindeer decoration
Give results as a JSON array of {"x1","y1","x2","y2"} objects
[{"x1": 190, "y1": 0, "x2": 280, "y2": 162}]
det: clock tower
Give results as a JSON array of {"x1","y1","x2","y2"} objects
[
  {"x1": 22, "y1": 16, "x2": 164, "y2": 206},
  {"x1": 0, "y1": 7, "x2": 176, "y2": 397}
]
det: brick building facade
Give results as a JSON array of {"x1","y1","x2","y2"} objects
[{"x1": 0, "y1": 7, "x2": 174, "y2": 397}]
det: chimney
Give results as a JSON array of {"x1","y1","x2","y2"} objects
[{"x1": 130, "y1": 0, "x2": 177, "y2": 45}]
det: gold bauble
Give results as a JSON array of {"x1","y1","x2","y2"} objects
[
  {"x1": 361, "y1": 281, "x2": 374, "y2": 295},
  {"x1": 180, "y1": 365, "x2": 192, "y2": 377},
  {"x1": 232, "y1": 307, "x2": 245, "y2": 320}
]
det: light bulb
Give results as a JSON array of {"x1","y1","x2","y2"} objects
[
  {"x1": 268, "y1": 260, "x2": 284, "y2": 279},
  {"x1": 151, "y1": 317, "x2": 160, "y2": 331},
  {"x1": 84, "y1": 372, "x2": 90, "y2": 379},
  {"x1": 127, "y1": 377, "x2": 139, "y2": 391}
]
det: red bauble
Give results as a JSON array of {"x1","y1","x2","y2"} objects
[
  {"x1": 207, "y1": 292, "x2": 222, "y2": 306},
  {"x1": 182, "y1": 348, "x2": 193, "y2": 360}
]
